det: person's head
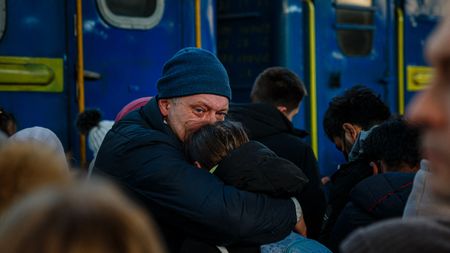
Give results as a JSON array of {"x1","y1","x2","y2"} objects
[
  {"x1": 362, "y1": 118, "x2": 421, "y2": 173},
  {"x1": 0, "y1": 142, "x2": 71, "y2": 215},
  {"x1": 0, "y1": 181, "x2": 166, "y2": 253},
  {"x1": 250, "y1": 67, "x2": 307, "y2": 121},
  {"x1": 0, "y1": 107, "x2": 17, "y2": 137},
  {"x1": 10, "y1": 126, "x2": 68, "y2": 170},
  {"x1": 407, "y1": 5, "x2": 450, "y2": 198},
  {"x1": 156, "y1": 47, "x2": 232, "y2": 141},
  {"x1": 323, "y1": 85, "x2": 391, "y2": 159},
  {"x1": 185, "y1": 120, "x2": 249, "y2": 170},
  {"x1": 76, "y1": 109, "x2": 114, "y2": 155}
]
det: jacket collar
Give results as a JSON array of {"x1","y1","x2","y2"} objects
[
  {"x1": 230, "y1": 103, "x2": 308, "y2": 138},
  {"x1": 140, "y1": 98, "x2": 182, "y2": 147}
]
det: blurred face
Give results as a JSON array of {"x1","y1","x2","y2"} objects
[
  {"x1": 158, "y1": 94, "x2": 229, "y2": 141},
  {"x1": 407, "y1": 15, "x2": 450, "y2": 197}
]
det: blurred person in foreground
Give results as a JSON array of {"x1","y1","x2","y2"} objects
[
  {"x1": 0, "y1": 181, "x2": 166, "y2": 253},
  {"x1": 0, "y1": 142, "x2": 71, "y2": 216}
]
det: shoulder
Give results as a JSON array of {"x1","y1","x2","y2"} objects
[{"x1": 341, "y1": 217, "x2": 450, "y2": 253}]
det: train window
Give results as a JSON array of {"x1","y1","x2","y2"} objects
[
  {"x1": 335, "y1": 0, "x2": 374, "y2": 56},
  {"x1": 336, "y1": 0, "x2": 371, "y2": 7},
  {"x1": 0, "y1": 0, "x2": 4, "y2": 40},
  {"x1": 97, "y1": 0, "x2": 164, "y2": 30}
]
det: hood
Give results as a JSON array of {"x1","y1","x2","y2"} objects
[
  {"x1": 229, "y1": 103, "x2": 307, "y2": 139},
  {"x1": 350, "y1": 172, "x2": 415, "y2": 219}
]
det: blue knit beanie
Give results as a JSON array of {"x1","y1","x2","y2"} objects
[{"x1": 157, "y1": 47, "x2": 232, "y2": 100}]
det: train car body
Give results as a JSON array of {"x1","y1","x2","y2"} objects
[
  {"x1": 0, "y1": 0, "x2": 442, "y2": 174},
  {"x1": 217, "y1": 0, "x2": 441, "y2": 175}
]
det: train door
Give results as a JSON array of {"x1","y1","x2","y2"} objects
[
  {"x1": 83, "y1": 0, "x2": 182, "y2": 119},
  {"x1": 79, "y1": 0, "x2": 216, "y2": 161},
  {"x1": 216, "y1": 0, "x2": 308, "y2": 129},
  {"x1": 0, "y1": 1, "x2": 72, "y2": 148},
  {"x1": 398, "y1": 0, "x2": 442, "y2": 113},
  {"x1": 313, "y1": 0, "x2": 397, "y2": 175}
]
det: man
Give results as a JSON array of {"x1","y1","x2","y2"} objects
[
  {"x1": 320, "y1": 86, "x2": 391, "y2": 244},
  {"x1": 341, "y1": 10, "x2": 450, "y2": 252},
  {"x1": 329, "y1": 118, "x2": 420, "y2": 252},
  {"x1": 229, "y1": 67, "x2": 326, "y2": 239},
  {"x1": 94, "y1": 48, "x2": 302, "y2": 252}
]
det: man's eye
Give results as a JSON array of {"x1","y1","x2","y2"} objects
[
  {"x1": 194, "y1": 108, "x2": 205, "y2": 113},
  {"x1": 217, "y1": 112, "x2": 228, "y2": 117}
]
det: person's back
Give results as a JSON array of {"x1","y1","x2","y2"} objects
[
  {"x1": 229, "y1": 67, "x2": 326, "y2": 239},
  {"x1": 94, "y1": 48, "x2": 301, "y2": 252},
  {"x1": 185, "y1": 120, "x2": 309, "y2": 198}
]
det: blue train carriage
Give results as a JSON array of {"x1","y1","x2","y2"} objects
[
  {"x1": 0, "y1": 0, "x2": 216, "y2": 164},
  {"x1": 216, "y1": 0, "x2": 442, "y2": 176}
]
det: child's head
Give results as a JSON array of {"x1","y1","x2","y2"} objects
[{"x1": 185, "y1": 120, "x2": 249, "y2": 170}]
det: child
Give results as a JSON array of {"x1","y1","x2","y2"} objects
[{"x1": 184, "y1": 120, "x2": 331, "y2": 253}]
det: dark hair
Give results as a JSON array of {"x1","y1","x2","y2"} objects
[
  {"x1": 362, "y1": 118, "x2": 421, "y2": 171},
  {"x1": 250, "y1": 67, "x2": 307, "y2": 112},
  {"x1": 185, "y1": 121, "x2": 249, "y2": 170},
  {"x1": 323, "y1": 85, "x2": 391, "y2": 141},
  {"x1": 0, "y1": 107, "x2": 17, "y2": 136},
  {"x1": 76, "y1": 109, "x2": 102, "y2": 135}
]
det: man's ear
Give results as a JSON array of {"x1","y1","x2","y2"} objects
[
  {"x1": 342, "y1": 123, "x2": 361, "y2": 142},
  {"x1": 158, "y1": 99, "x2": 171, "y2": 117}
]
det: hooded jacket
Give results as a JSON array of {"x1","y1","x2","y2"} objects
[
  {"x1": 329, "y1": 172, "x2": 415, "y2": 252},
  {"x1": 215, "y1": 141, "x2": 309, "y2": 197},
  {"x1": 229, "y1": 103, "x2": 326, "y2": 239},
  {"x1": 94, "y1": 99, "x2": 298, "y2": 252}
]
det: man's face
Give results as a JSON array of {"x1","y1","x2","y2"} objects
[
  {"x1": 407, "y1": 15, "x2": 450, "y2": 197},
  {"x1": 333, "y1": 135, "x2": 353, "y2": 161},
  {"x1": 158, "y1": 94, "x2": 229, "y2": 141},
  {"x1": 332, "y1": 123, "x2": 361, "y2": 161}
]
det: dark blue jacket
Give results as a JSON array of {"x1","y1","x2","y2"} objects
[
  {"x1": 94, "y1": 99, "x2": 297, "y2": 252},
  {"x1": 329, "y1": 172, "x2": 415, "y2": 252}
]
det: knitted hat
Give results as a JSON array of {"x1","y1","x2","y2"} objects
[
  {"x1": 88, "y1": 120, "x2": 114, "y2": 156},
  {"x1": 156, "y1": 47, "x2": 232, "y2": 100}
]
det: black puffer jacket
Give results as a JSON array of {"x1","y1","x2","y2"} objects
[
  {"x1": 330, "y1": 172, "x2": 415, "y2": 252},
  {"x1": 320, "y1": 159, "x2": 373, "y2": 246},
  {"x1": 216, "y1": 141, "x2": 309, "y2": 197},
  {"x1": 94, "y1": 99, "x2": 298, "y2": 252},
  {"x1": 229, "y1": 103, "x2": 326, "y2": 239}
]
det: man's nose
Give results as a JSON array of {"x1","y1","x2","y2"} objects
[{"x1": 206, "y1": 112, "x2": 218, "y2": 124}]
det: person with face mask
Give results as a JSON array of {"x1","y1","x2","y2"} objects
[{"x1": 320, "y1": 85, "x2": 391, "y2": 246}]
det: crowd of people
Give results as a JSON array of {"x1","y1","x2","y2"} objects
[{"x1": 0, "y1": 6, "x2": 450, "y2": 253}]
